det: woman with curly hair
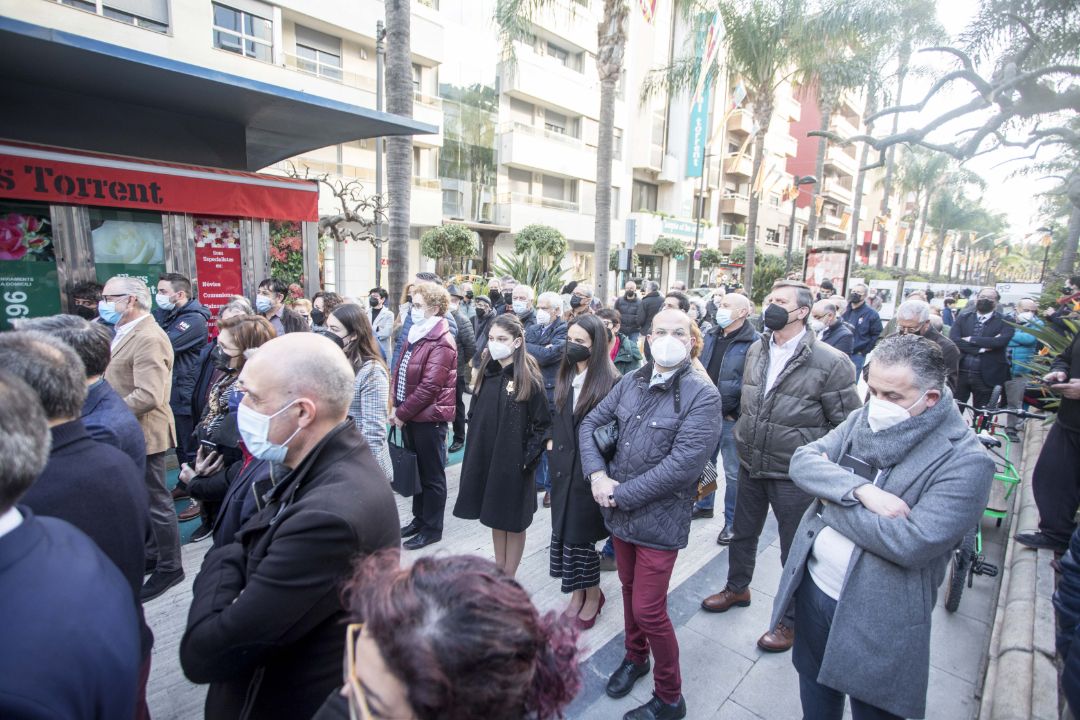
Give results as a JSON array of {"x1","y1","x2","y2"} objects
[{"x1": 312, "y1": 551, "x2": 581, "y2": 720}]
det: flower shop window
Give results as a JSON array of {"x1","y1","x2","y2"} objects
[
  {"x1": 0, "y1": 201, "x2": 61, "y2": 325},
  {"x1": 89, "y1": 207, "x2": 166, "y2": 288}
]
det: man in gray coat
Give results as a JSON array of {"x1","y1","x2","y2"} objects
[
  {"x1": 581, "y1": 308, "x2": 721, "y2": 720},
  {"x1": 701, "y1": 281, "x2": 861, "y2": 653},
  {"x1": 773, "y1": 334, "x2": 992, "y2": 719}
]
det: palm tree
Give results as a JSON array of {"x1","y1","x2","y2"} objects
[
  {"x1": 385, "y1": 0, "x2": 413, "y2": 311},
  {"x1": 894, "y1": 147, "x2": 949, "y2": 269},
  {"x1": 494, "y1": 0, "x2": 627, "y2": 304},
  {"x1": 872, "y1": 0, "x2": 945, "y2": 269},
  {"x1": 644, "y1": 0, "x2": 874, "y2": 301}
]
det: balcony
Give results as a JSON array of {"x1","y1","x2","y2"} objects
[
  {"x1": 496, "y1": 192, "x2": 593, "y2": 240},
  {"x1": 779, "y1": 94, "x2": 802, "y2": 122},
  {"x1": 824, "y1": 145, "x2": 858, "y2": 176},
  {"x1": 727, "y1": 111, "x2": 755, "y2": 136},
  {"x1": 499, "y1": 53, "x2": 597, "y2": 118},
  {"x1": 821, "y1": 180, "x2": 853, "y2": 205},
  {"x1": 819, "y1": 213, "x2": 848, "y2": 234},
  {"x1": 830, "y1": 113, "x2": 860, "y2": 142},
  {"x1": 718, "y1": 234, "x2": 745, "y2": 254},
  {"x1": 725, "y1": 152, "x2": 753, "y2": 178},
  {"x1": 498, "y1": 122, "x2": 596, "y2": 181},
  {"x1": 720, "y1": 193, "x2": 750, "y2": 217}
]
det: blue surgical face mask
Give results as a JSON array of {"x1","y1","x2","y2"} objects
[
  {"x1": 155, "y1": 292, "x2": 175, "y2": 311},
  {"x1": 256, "y1": 296, "x2": 273, "y2": 314},
  {"x1": 410, "y1": 307, "x2": 427, "y2": 325},
  {"x1": 237, "y1": 399, "x2": 301, "y2": 463},
  {"x1": 714, "y1": 308, "x2": 734, "y2": 328},
  {"x1": 98, "y1": 300, "x2": 121, "y2": 325},
  {"x1": 512, "y1": 300, "x2": 528, "y2": 315}
]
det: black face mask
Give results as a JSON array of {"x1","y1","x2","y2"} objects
[
  {"x1": 210, "y1": 344, "x2": 234, "y2": 372},
  {"x1": 848, "y1": 292, "x2": 863, "y2": 305},
  {"x1": 564, "y1": 342, "x2": 592, "y2": 365},
  {"x1": 1064, "y1": 285, "x2": 1074, "y2": 295},
  {"x1": 763, "y1": 303, "x2": 794, "y2": 331},
  {"x1": 975, "y1": 298, "x2": 995, "y2": 314},
  {"x1": 368, "y1": 297, "x2": 380, "y2": 308},
  {"x1": 73, "y1": 304, "x2": 98, "y2": 320},
  {"x1": 489, "y1": 288, "x2": 501, "y2": 303},
  {"x1": 465, "y1": 291, "x2": 474, "y2": 300},
  {"x1": 502, "y1": 291, "x2": 513, "y2": 306},
  {"x1": 310, "y1": 308, "x2": 326, "y2": 326},
  {"x1": 570, "y1": 295, "x2": 585, "y2": 309},
  {"x1": 475, "y1": 306, "x2": 489, "y2": 319},
  {"x1": 317, "y1": 329, "x2": 346, "y2": 349},
  {"x1": 625, "y1": 290, "x2": 636, "y2": 299}
]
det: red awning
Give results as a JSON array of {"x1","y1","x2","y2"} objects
[{"x1": 0, "y1": 141, "x2": 318, "y2": 221}]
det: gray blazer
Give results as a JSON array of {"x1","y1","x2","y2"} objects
[{"x1": 770, "y1": 402, "x2": 993, "y2": 719}]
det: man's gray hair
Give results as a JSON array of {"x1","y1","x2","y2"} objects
[
  {"x1": 576, "y1": 283, "x2": 594, "y2": 298},
  {"x1": 537, "y1": 291, "x2": 562, "y2": 309},
  {"x1": 0, "y1": 370, "x2": 51, "y2": 513},
  {"x1": 16, "y1": 314, "x2": 112, "y2": 378},
  {"x1": 872, "y1": 334, "x2": 947, "y2": 393},
  {"x1": 220, "y1": 296, "x2": 254, "y2": 317},
  {"x1": 896, "y1": 299, "x2": 931, "y2": 324},
  {"x1": 108, "y1": 275, "x2": 152, "y2": 311},
  {"x1": 514, "y1": 284, "x2": 536, "y2": 301},
  {"x1": 0, "y1": 331, "x2": 88, "y2": 419}
]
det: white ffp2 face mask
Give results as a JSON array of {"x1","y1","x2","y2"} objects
[
  {"x1": 650, "y1": 335, "x2": 688, "y2": 367},
  {"x1": 488, "y1": 341, "x2": 515, "y2": 361},
  {"x1": 237, "y1": 400, "x2": 302, "y2": 463},
  {"x1": 866, "y1": 391, "x2": 927, "y2": 433}
]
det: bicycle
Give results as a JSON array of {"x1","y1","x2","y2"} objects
[{"x1": 943, "y1": 391, "x2": 1046, "y2": 613}]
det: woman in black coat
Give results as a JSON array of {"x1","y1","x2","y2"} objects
[
  {"x1": 548, "y1": 314, "x2": 621, "y2": 629},
  {"x1": 454, "y1": 314, "x2": 551, "y2": 577}
]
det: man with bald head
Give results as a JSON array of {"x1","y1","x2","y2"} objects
[
  {"x1": 180, "y1": 333, "x2": 401, "y2": 720},
  {"x1": 694, "y1": 292, "x2": 760, "y2": 541},
  {"x1": 810, "y1": 299, "x2": 853, "y2": 355}
]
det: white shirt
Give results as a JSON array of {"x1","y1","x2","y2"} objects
[
  {"x1": 571, "y1": 369, "x2": 587, "y2": 412},
  {"x1": 111, "y1": 313, "x2": 151, "y2": 350},
  {"x1": 650, "y1": 367, "x2": 677, "y2": 387},
  {"x1": 764, "y1": 328, "x2": 806, "y2": 394},
  {"x1": 0, "y1": 505, "x2": 23, "y2": 540},
  {"x1": 808, "y1": 468, "x2": 884, "y2": 600}
]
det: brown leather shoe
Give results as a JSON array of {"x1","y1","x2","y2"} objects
[
  {"x1": 757, "y1": 623, "x2": 794, "y2": 652},
  {"x1": 178, "y1": 500, "x2": 202, "y2": 522},
  {"x1": 701, "y1": 587, "x2": 751, "y2": 613}
]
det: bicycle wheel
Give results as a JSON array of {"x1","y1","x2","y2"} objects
[
  {"x1": 988, "y1": 385, "x2": 1002, "y2": 409},
  {"x1": 944, "y1": 529, "x2": 977, "y2": 612}
]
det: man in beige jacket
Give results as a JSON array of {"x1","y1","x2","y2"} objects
[{"x1": 102, "y1": 275, "x2": 183, "y2": 601}]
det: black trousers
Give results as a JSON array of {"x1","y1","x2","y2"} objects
[
  {"x1": 1033, "y1": 422, "x2": 1080, "y2": 546},
  {"x1": 954, "y1": 368, "x2": 996, "y2": 410},
  {"x1": 405, "y1": 421, "x2": 448, "y2": 534},
  {"x1": 452, "y1": 372, "x2": 468, "y2": 443},
  {"x1": 794, "y1": 577, "x2": 903, "y2": 720},
  {"x1": 174, "y1": 412, "x2": 197, "y2": 465},
  {"x1": 726, "y1": 468, "x2": 813, "y2": 626}
]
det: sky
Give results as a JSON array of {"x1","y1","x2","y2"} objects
[{"x1": 898, "y1": 0, "x2": 1048, "y2": 239}]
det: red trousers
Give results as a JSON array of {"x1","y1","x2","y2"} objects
[{"x1": 612, "y1": 536, "x2": 681, "y2": 704}]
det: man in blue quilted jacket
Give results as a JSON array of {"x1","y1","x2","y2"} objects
[{"x1": 580, "y1": 308, "x2": 722, "y2": 720}]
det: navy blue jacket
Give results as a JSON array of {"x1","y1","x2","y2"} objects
[
  {"x1": 525, "y1": 318, "x2": 568, "y2": 409},
  {"x1": 949, "y1": 309, "x2": 1015, "y2": 389},
  {"x1": 700, "y1": 320, "x2": 760, "y2": 417},
  {"x1": 189, "y1": 339, "x2": 218, "y2": 422},
  {"x1": 21, "y1": 421, "x2": 152, "y2": 655},
  {"x1": 841, "y1": 303, "x2": 883, "y2": 355},
  {"x1": 212, "y1": 456, "x2": 272, "y2": 548},
  {"x1": 156, "y1": 299, "x2": 210, "y2": 415},
  {"x1": 82, "y1": 378, "x2": 146, "y2": 473},
  {"x1": 819, "y1": 319, "x2": 855, "y2": 355},
  {"x1": 0, "y1": 509, "x2": 141, "y2": 720}
]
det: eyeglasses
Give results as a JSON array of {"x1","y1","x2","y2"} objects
[
  {"x1": 344, "y1": 623, "x2": 375, "y2": 720},
  {"x1": 101, "y1": 294, "x2": 129, "y2": 301}
]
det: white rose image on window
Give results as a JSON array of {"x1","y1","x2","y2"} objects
[{"x1": 92, "y1": 220, "x2": 165, "y2": 264}]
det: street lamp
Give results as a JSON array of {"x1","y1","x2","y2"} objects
[
  {"x1": 1037, "y1": 226, "x2": 1053, "y2": 282},
  {"x1": 688, "y1": 152, "x2": 715, "y2": 289},
  {"x1": 785, "y1": 175, "x2": 817, "y2": 273}
]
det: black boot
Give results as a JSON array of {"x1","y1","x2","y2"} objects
[{"x1": 606, "y1": 657, "x2": 650, "y2": 699}]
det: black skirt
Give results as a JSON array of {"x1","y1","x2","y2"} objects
[{"x1": 549, "y1": 535, "x2": 601, "y2": 593}]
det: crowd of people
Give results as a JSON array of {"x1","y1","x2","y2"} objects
[{"x1": 1, "y1": 267, "x2": 1078, "y2": 720}]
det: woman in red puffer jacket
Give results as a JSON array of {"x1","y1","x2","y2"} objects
[{"x1": 390, "y1": 281, "x2": 457, "y2": 550}]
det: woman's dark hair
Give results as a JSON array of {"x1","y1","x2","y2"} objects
[
  {"x1": 217, "y1": 315, "x2": 276, "y2": 373},
  {"x1": 330, "y1": 303, "x2": 385, "y2": 373},
  {"x1": 473, "y1": 314, "x2": 543, "y2": 402},
  {"x1": 317, "y1": 291, "x2": 344, "y2": 315},
  {"x1": 280, "y1": 307, "x2": 311, "y2": 334},
  {"x1": 343, "y1": 551, "x2": 580, "y2": 720},
  {"x1": 554, "y1": 314, "x2": 620, "y2": 419}
]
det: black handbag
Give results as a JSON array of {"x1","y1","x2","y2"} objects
[
  {"x1": 387, "y1": 427, "x2": 422, "y2": 497},
  {"x1": 592, "y1": 420, "x2": 619, "y2": 462}
]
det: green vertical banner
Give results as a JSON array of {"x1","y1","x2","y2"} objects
[
  {"x1": 686, "y1": 81, "x2": 712, "y2": 178},
  {"x1": 0, "y1": 204, "x2": 61, "y2": 328}
]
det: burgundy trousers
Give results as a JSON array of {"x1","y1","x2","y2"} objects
[{"x1": 613, "y1": 535, "x2": 681, "y2": 704}]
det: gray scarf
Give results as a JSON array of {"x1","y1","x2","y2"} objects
[{"x1": 846, "y1": 388, "x2": 956, "y2": 469}]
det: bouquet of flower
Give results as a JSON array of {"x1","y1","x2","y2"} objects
[{"x1": 0, "y1": 213, "x2": 53, "y2": 261}]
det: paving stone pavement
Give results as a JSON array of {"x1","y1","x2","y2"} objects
[{"x1": 146, "y1": 443, "x2": 1010, "y2": 720}]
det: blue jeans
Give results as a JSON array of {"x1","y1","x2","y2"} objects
[
  {"x1": 850, "y1": 353, "x2": 866, "y2": 380},
  {"x1": 794, "y1": 577, "x2": 902, "y2": 720},
  {"x1": 695, "y1": 419, "x2": 739, "y2": 526},
  {"x1": 627, "y1": 331, "x2": 640, "y2": 344},
  {"x1": 534, "y1": 451, "x2": 550, "y2": 491}
]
